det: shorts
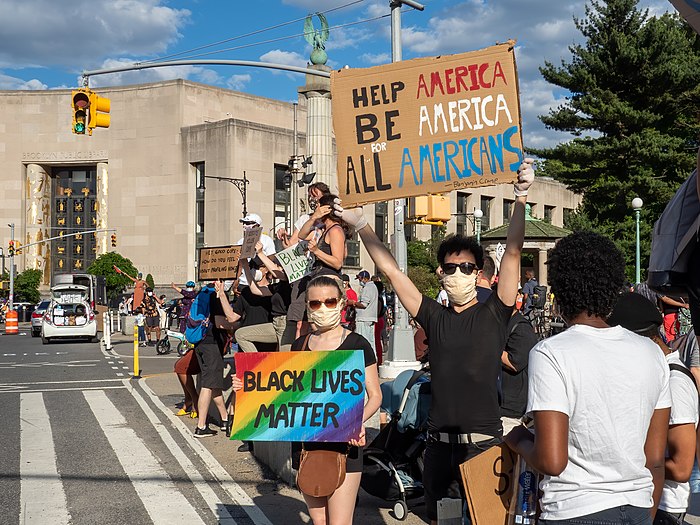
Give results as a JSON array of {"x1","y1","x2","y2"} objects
[
  {"x1": 145, "y1": 315, "x2": 160, "y2": 328},
  {"x1": 174, "y1": 350, "x2": 200, "y2": 375},
  {"x1": 194, "y1": 343, "x2": 224, "y2": 389},
  {"x1": 293, "y1": 442, "x2": 363, "y2": 473},
  {"x1": 286, "y1": 278, "x2": 308, "y2": 322},
  {"x1": 540, "y1": 505, "x2": 651, "y2": 524},
  {"x1": 423, "y1": 437, "x2": 500, "y2": 521}
]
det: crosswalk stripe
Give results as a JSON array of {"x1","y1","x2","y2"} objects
[
  {"x1": 83, "y1": 390, "x2": 206, "y2": 525},
  {"x1": 20, "y1": 392, "x2": 71, "y2": 524},
  {"x1": 128, "y1": 384, "x2": 237, "y2": 524}
]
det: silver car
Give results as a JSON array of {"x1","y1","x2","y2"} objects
[{"x1": 31, "y1": 300, "x2": 51, "y2": 337}]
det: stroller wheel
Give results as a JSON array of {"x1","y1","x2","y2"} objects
[
  {"x1": 156, "y1": 338, "x2": 170, "y2": 355},
  {"x1": 392, "y1": 500, "x2": 408, "y2": 521},
  {"x1": 177, "y1": 340, "x2": 187, "y2": 356}
]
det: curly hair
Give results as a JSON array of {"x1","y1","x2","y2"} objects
[
  {"x1": 319, "y1": 193, "x2": 352, "y2": 238},
  {"x1": 437, "y1": 234, "x2": 484, "y2": 269},
  {"x1": 547, "y1": 231, "x2": 625, "y2": 321}
]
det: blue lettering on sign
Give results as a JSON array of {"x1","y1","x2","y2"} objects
[{"x1": 503, "y1": 125, "x2": 524, "y2": 170}]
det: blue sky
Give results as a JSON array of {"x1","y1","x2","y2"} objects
[{"x1": 0, "y1": 0, "x2": 677, "y2": 147}]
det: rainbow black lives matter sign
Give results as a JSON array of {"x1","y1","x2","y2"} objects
[{"x1": 331, "y1": 42, "x2": 524, "y2": 207}]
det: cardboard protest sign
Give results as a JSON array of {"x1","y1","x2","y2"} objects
[
  {"x1": 331, "y1": 42, "x2": 524, "y2": 207},
  {"x1": 240, "y1": 226, "x2": 262, "y2": 259},
  {"x1": 460, "y1": 443, "x2": 517, "y2": 525},
  {"x1": 276, "y1": 241, "x2": 314, "y2": 282},
  {"x1": 668, "y1": 0, "x2": 700, "y2": 35},
  {"x1": 230, "y1": 351, "x2": 365, "y2": 442},
  {"x1": 197, "y1": 245, "x2": 241, "y2": 281}
]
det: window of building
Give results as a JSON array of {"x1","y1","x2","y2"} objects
[
  {"x1": 544, "y1": 205, "x2": 555, "y2": 223},
  {"x1": 563, "y1": 207, "x2": 574, "y2": 228},
  {"x1": 194, "y1": 162, "x2": 205, "y2": 268},
  {"x1": 503, "y1": 199, "x2": 514, "y2": 224},
  {"x1": 274, "y1": 164, "x2": 291, "y2": 242},
  {"x1": 375, "y1": 201, "x2": 388, "y2": 243},
  {"x1": 456, "y1": 192, "x2": 469, "y2": 236},
  {"x1": 50, "y1": 166, "x2": 98, "y2": 279},
  {"x1": 480, "y1": 196, "x2": 492, "y2": 231},
  {"x1": 344, "y1": 232, "x2": 361, "y2": 269}
]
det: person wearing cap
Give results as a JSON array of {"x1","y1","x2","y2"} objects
[
  {"x1": 234, "y1": 213, "x2": 276, "y2": 289},
  {"x1": 505, "y1": 232, "x2": 672, "y2": 524},
  {"x1": 172, "y1": 280, "x2": 198, "y2": 333},
  {"x1": 349, "y1": 270, "x2": 379, "y2": 360},
  {"x1": 609, "y1": 292, "x2": 698, "y2": 525},
  {"x1": 335, "y1": 159, "x2": 535, "y2": 524}
]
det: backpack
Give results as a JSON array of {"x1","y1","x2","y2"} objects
[
  {"x1": 648, "y1": 169, "x2": 700, "y2": 296},
  {"x1": 531, "y1": 285, "x2": 547, "y2": 309},
  {"x1": 184, "y1": 285, "x2": 216, "y2": 345}
]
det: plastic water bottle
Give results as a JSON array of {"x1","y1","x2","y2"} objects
[{"x1": 508, "y1": 456, "x2": 540, "y2": 524}]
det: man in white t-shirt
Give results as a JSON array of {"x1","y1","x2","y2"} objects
[
  {"x1": 234, "y1": 213, "x2": 275, "y2": 288},
  {"x1": 505, "y1": 231, "x2": 672, "y2": 524},
  {"x1": 609, "y1": 292, "x2": 698, "y2": 525}
]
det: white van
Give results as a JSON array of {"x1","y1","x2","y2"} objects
[{"x1": 41, "y1": 284, "x2": 98, "y2": 344}]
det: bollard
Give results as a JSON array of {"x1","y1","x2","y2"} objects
[
  {"x1": 103, "y1": 310, "x2": 112, "y2": 351},
  {"x1": 132, "y1": 324, "x2": 141, "y2": 379},
  {"x1": 5, "y1": 310, "x2": 19, "y2": 335}
]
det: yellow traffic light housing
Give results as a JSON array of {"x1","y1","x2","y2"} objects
[
  {"x1": 71, "y1": 89, "x2": 90, "y2": 134},
  {"x1": 427, "y1": 194, "x2": 451, "y2": 223},
  {"x1": 88, "y1": 92, "x2": 110, "y2": 133},
  {"x1": 15, "y1": 241, "x2": 22, "y2": 255},
  {"x1": 111, "y1": 233, "x2": 117, "y2": 247}
]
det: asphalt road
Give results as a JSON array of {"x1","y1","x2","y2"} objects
[{"x1": 0, "y1": 325, "x2": 429, "y2": 525}]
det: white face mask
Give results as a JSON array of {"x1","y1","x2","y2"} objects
[
  {"x1": 253, "y1": 269, "x2": 263, "y2": 283},
  {"x1": 147, "y1": 292, "x2": 153, "y2": 297},
  {"x1": 307, "y1": 302, "x2": 343, "y2": 332},
  {"x1": 440, "y1": 268, "x2": 477, "y2": 306}
]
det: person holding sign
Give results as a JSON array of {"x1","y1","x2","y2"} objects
[{"x1": 334, "y1": 159, "x2": 535, "y2": 524}]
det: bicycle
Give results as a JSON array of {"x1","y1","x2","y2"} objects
[{"x1": 156, "y1": 328, "x2": 189, "y2": 356}]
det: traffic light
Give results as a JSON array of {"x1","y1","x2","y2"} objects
[
  {"x1": 15, "y1": 241, "x2": 22, "y2": 255},
  {"x1": 7, "y1": 240, "x2": 14, "y2": 257},
  {"x1": 427, "y1": 194, "x2": 451, "y2": 223},
  {"x1": 71, "y1": 89, "x2": 90, "y2": 134},
  {"x1": 88, "y1": 92, "x2": 110, "y2": 133},
  {"x1": 111, "y1": 233, "x2": 117, "y2": 247}
]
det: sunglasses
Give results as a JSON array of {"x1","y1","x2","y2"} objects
[
  {"x1": 441, "y1": 262, "x2": 477, "y2": 275},
  {"x1": 307, "y1": 297, "x2": 340, "y2": 310},
  {"x1": 242, "y1": 221, "x2": 258, "y2": 226}
]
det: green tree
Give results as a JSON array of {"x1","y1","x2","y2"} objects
[
  {"x1": 407, "y1": 226, "x2": 446, "y2": 296},
  {"x1": 145, "y1": 273, "x2": 155, "y2": 290},
  {"x1": 15, "y1": 269, "x2": 42, "y2": 304},
  {"x1": 531, "y1": 0, "x2": 700, "y2": 279},
  {"x1": 87, "y1": 252, "x2": 138, "y2": 300}
]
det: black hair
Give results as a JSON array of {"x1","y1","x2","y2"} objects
[
  {"x1": 308, "y1": 182, "x2": 330, "y2": 195},
  {"x1": 547, "y1": 231, "x2": 625, "y2": 321},
  {"x1": 319, "y1": 194, "x2": 351, "y2": 238},
  {"x1": 307, "y1": 275, "x2": 343, "y2": 299},
  {"x1": 437, "y1": 234, "x2": 484, "y2": 268},
  {"x1": 481, "y1": 256, "x2": 496, "y2": 280}
]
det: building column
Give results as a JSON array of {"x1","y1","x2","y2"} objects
[
  {"x1": 538, "y1": 248, "x2": 548, "y2": 287},
  {"x1": 25, "y1": 164, "x2": 51, "y2": 285},
  {"x1": 299, "y1": 64, "x2": 334, "y2": 191},
  {"x1": 96, "y1": 162, "x2": 109, "y2": 255}
]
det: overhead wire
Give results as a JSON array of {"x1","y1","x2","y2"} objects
[{"x1": 140, "y1": 0, "x2": 370, "y2": 64}]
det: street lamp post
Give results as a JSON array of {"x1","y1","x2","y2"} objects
[
  {"x1": 473, "y1": 208, "x2": 484, "y2": 245},
  {"x1": 8, "y1": 223, "x2": 14, "y2": 310},
  {"x1": 203, "y1": 171, "x2": 249, "y2": 217},
  {"x1": 631, "y1": 197, "x2": 643, "y2": 285}
]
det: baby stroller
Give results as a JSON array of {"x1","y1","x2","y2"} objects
[{"x1": 361, "y1": 368, "x2": 431, "y2": 521}]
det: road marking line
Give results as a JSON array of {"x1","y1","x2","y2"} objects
[
  {"x1": 111, "y1": 367, "x2": 119, "y2": 370},
  {"x1": 20, "y1": 393, "x2": 71, "y2": 524},
  {"x1": 2, "y1": 354, "x2": 16, "y2": 356},
  {"x1": 34, "y1": 352, "x2": 48, "y2": 356},
  {"x1": 122, "y1": 367, "x2": 130, "y2": 370},
  {"x1": 0, "y1": 378, "x2": 124, "y2": 386},
  {"x1": 1, "y1": 386, "x2": 126, "y2": 394},
  {"x1": 116, "y1": 373, "x2": 124, "y2": 377},
  {"x1": 84, "y1": 390, "x2": 206, "y2": 525},
  {"x1": 137, "y1": 380, "x2": 274, "y2": 525},
  {"x1": 127, "y1": 383, "x2": 238, "y2": 524}
]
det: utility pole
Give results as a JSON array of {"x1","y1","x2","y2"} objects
[
  {"x1": 382, "y1": 0, "x2": 425, "y2": 379},
  {"x1": 8, "y1": 223, "x2": 14, "y2": 310}
]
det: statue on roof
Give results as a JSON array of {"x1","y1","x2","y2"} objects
[{"x1": 304, "y1": 12, "x2": 329, "y2": 65}]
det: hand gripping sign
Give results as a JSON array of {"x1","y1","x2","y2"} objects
[
  {"x1": 230, "y1": 351, "x2": 365, "y2": 442},
  {"x1": 331, "y1": 42, "x2": 524, "y2": 207}
]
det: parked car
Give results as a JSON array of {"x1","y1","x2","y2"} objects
[
  {"x1": 41, "y1": 284, "x2": 98, "y2": 344},
  {"x1": 31, "y1": 300, "x2": 51, "y2": 337}
]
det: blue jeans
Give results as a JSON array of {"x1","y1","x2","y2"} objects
[
  {"x1": 690, "y1": 459, "x2": 700, "y2": 493},
  {"x1": 540, "y1": 505, "x2": 651, "y2": 525}
]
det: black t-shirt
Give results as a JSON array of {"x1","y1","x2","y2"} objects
[
  {"x1": 476, "y1": 285, "x2": 493, "y2": 303},
  {"x1": 415, "y1": 292, "x2": 512, "y2": 435},
  {"x1": 232, "y1": 286, "x2": 272, "y2": 327},
  {"x1": 501, "y1": 312, "x2": 538, "y2": 418},
  {"x1": 291, "y1": 330, "x2": 377, "y2": 368},
  {"x1": 270, "y1": 281, "x2": 292, "y2": 318}
]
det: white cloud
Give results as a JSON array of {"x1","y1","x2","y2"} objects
[
  {"x1": 0, "y1": 0, "x2": 190, "y2": 69},
  {"x1": 259, "y1": 49, "x2": 308, "y2": 68},
  {"x1": 86, "y1": 58, "x2": 217, "y2": 87},
  {"x1": 0, "y1": 73, "x2": 47, "y2": 90},
  {"x1": 360, "y1": 52, "x2": 390, "y2": 64},
  {"x1": 227, "y1": 74, "x2": 252, "y2": 91}
]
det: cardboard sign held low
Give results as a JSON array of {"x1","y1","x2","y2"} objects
[
  {"x1": 460, "y1": 443, "x2": 517, "y2": 525},
  {"x1": 198, "y1": 245, "x2": 241, "y2": 281},
  {"x1": 331, "y1": 42, "x2": 524, "y2": 207},
  {"x1": 240, "y1": 226, "x2": 262, "y2": 259}
]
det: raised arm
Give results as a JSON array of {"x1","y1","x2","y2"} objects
[
  {"x1": 298, "y1": 205, "x2": 328, "y2": 240},
  {"x1": 241, "y1": 258, "x2": 273, "y2": 297},
  {"x1": 498, "y1": 159, "x2": 535, "y2": 307},
  {"x1": 214, "y1": 281, "x2": 241, "y2": 323},
  {"x1": 255, "y1": 242, "x2": 286, "y2": 281},
  {"x1": 334, "y1": 202, "x2": 422, "y2": 318},
  {"x1": 171, "y1": 282, "x2": 182, "y2": 294}
]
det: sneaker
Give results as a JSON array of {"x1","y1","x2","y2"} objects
[
  {"x1": 194, "y1": 426, "x2": 217, "y2": 438},
  {"x1": 219, "y1": 419, "x2": 229, "y2": 433},
  {"x1": 237, "y1": 441, "x2": 251, "y2": 452}
]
